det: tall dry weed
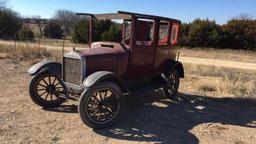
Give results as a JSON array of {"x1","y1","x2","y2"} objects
[
  {"x1": 0, "y1": 41, "x2": 63, "y2": 63},
  {"x1": 184, "y1": 63, "x2": 256, "y2": 98}
]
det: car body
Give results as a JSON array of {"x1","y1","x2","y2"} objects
[{"x1": 28, "y1": 11, "x2": 184, "y2": 129}]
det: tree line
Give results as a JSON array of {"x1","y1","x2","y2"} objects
[
  {"x1": 180, "y1": 17, "x2": 256, "y2": 50},
  {"x1": 0, "y1": 0, "x2": 255, "y2": 50},
  {"x1": 0, "y1": 3, "x2": 121, "y2": 42}
]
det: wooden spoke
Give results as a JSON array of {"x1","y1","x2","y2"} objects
[
  {"x1": 99, "y1": 91, "x2": 104, "y2": 101},
  {"x1": 97, "y1": 111, "x2": 102, "y2": 121},
  {"x1": 42, "y1": 78, "x2": 49, "y2": 86},
  {"x1": 48, "y1": 77, "x2": 51, "y2": 85},
  {"x1": 55, "y1": 86, "x2": 63, "y2": 89},
  {"x1": 50, "y1": 93, "x2": 53, "y2": 101},
  {"x1": 39, "y1": 91, "x2": 48, "y2": 97},
  {"x1": 45, "y1": 92, "x2": 49, "y2": 100},
  {"x1": 52, "y1": 77, "x2": 57, "y2": 85},
  {"x1": 37, "y1": 88, "x2": 47, "y2": 91},
  {"x1": 103, "y1": 91, "x2": 108, "y2": 100},
  {"x1": 92, "y1": 109, "x2": 99, "y2": 117},
  {"x1": 38, "y1": 83, "x2": 47, "y2": 88},
  {"x1": 54, "y1": 82, "x2": 61, "y2": 87}
]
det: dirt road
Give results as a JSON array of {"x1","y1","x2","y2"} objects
[
  {"x1": 0, "y1": 58, "x2": 255, "y2": 144},
  {"x1": 180, "y1": 56, "x2": 256, "y2": 71}
]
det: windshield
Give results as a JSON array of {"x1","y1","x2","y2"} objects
[{"x1": 91, "y1": 19, "x2": 124, "y2": 43}]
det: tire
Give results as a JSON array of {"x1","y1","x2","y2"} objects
[
  {"x1": 29, "y1": 71, "x2": 66, "y2": 108},
  {"x1": 78, "y1": 82, "x2": 125, "y2": 129},
  {"x1": 163, "y1": 70, "x2": 180, "y2": 99}
]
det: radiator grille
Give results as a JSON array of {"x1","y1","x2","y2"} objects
[{"x1": 63, "y1": 58, "x2": 82, "y2": 85}]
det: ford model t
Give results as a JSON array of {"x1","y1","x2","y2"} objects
[{"x1": 28, "y1": 11, "x2": 184, "y2": 129}]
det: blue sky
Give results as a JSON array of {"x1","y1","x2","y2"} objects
[{"x1": 8, "y1": 0, "x2": 256, "y2": 24}]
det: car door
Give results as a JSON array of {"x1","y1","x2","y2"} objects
[{"x1": 128, "y1": 19, "x2": 156, "y2": 76}]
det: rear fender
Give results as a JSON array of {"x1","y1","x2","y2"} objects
[
  {"x1": 162, "y1": 60, "x2": 184, "y2": 78},
  {"x1": 28, "y1": 60, "x2": 62, "y2": 78},
  {"x1": 83, "y1": 71, "x2": 129, "y2": 93}
]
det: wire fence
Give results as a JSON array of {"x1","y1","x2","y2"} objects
[{"x1": 0, "y1": 37, "x2": 75, "y2": 62}]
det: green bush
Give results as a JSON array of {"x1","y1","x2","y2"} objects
[
  {"x1": 0, "y1": 9, "x2": 22, "y2": 39},
  {"x1": 44, "y1": 21, "x2": 63, "y2": 39},
  {"x1": 72, "y1": 19, "x2": 121, "y2": 43},
  {"x1": 180, "y1": 23, "x2": 190, "y2": 47},
  {"x1": 72, "y1": 20, "x2": 89, "y2": 43},
  {"x1": 101, "y1": 24, "x2": 122, "y2": 42},
  {"x1": 93, "y1": 20, "x2": 112, "y2": 41},
  {"x1": 180, "y1": 18, "x2": 256, "y2": 50},
  {"x1": 187, "y1": 19, "x2": 223, "y2": 47},
  {"x1": 18, "y1": 28, "x2": 34, "y2": 41},
  {"x1": 222, "y1": 19, "x2": 256, "y2": 50}
]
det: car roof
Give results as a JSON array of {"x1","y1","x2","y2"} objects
[{"x1": 76, "y1": 11, "x2": 181, "y2": 24}]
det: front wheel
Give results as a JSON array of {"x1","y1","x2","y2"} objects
[
  {"x1": 29, "y1": 71, "x2": 66, "y2": 108},
  {"x1": 163, "y1": 70, "x2": 180, "y2": 99},
  {"x1": 78, "y1": 82, "x2": 125, "y2": 129}
]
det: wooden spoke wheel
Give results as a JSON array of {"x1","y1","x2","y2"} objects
[
  {"x1": 78, "y1": 82, "x2": 124, "y2": 129},
  {"x1": 163, "y1": 70, "x2": 180, "y2": 99},
  {"x1": 29, "y1": 72, "x2": 66, "y2": 108}
]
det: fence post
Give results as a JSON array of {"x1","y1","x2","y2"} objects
[
  {"x1": 62, "y1": 38, "x2": 65, "y2": 57},
  {"x1": 38, "y1": 36, "x2": 40, "y2": 51},
  {"x1": 14, "y1": 34, "x2": 17, "y2": 53}
]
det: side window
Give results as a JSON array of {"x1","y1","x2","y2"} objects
[
  {"x1": 158, "y1": 21, "x2": 169, "y2": 46},
  {"x1": 170, "y1": 24, "x2": 179, "y2": 45},
  {"x1": 135, "y1": 19, "x2": 154, "y2": 46},
  {"x1": 123, "y1": 20, "x2": 131, "y2": 45}
]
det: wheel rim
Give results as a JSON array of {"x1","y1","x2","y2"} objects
[
  {"x1": 166, "y1": 73, "x2": 178, "y2": 95},
  {"x1": 35, "y1": 75, "x2": 64, "y2": 102},
  {"x1": 86, "y1": 88, "x2": 120, "y2": 124}
]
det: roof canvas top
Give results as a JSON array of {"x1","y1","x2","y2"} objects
[{"x1": 77, "y1": 11, "x2": 181, "y2": 23}]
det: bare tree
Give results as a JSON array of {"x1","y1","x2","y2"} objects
[
  {"x1": 0, "y1": 0, "x2": 7, "y2": 10},
  {"x1": 53, "y1": 10, "x2": 80, "y2": 36},
  {"x1": 31, "y1": 16, "x2": 46, "y2": 37},
  {"x1": 235, "y1": 13, "x2": 253, "y2": 20}
]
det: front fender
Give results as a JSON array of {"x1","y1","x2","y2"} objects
[
  {"x1": 28, "y1": 60, "x2": 62, "y2": 78},
  {"x1": 83, "y1": 71, "x2": 128, "y2": 93}
]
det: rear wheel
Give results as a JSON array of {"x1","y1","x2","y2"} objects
[
  {"x1": 78, "y1": 82, "x2": 124, "y2": 129},
  {"x1": 29, "y1": 72, "x2": 66, "y2": 108},
  {"x1": 163, "y1": 70, "x2": 180, "y2": 99}
]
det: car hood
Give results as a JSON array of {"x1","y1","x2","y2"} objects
[
  {"x1": 76, "y1": 42, "x2": 130, "y2": 76},
  {"x1": 78, "y1": 42, "x2": 127, "y2": 57}
]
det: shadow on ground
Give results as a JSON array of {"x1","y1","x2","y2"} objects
[
  {"x1": 43, "y1": 92, "x2": 256, "y2": 144},
  {"x1": 43, "y1": 104, "x2": 78, "y2": 113},
  {"x1": 95, "y1": 92, "x2": 256, "y2": 144}
]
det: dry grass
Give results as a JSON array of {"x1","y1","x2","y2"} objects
[
  {"x1": 34, "y1": 38, "x2": 88, "y2": 47},
  {"x1": 0, "y1": 42, "x2": 63, "y2": 64},
  {"x1": 180, "y1": 47, "x2": 256, "y2": 63},
  {"x1": 197, "y1": 78, "x2": 219, "y2": 92},
  {"x1": 184, "y1": 63, "x2": 256, "y2": 98}
]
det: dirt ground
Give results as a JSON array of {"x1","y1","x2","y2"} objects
[{"x1": 0, "y1": 58, "x2": 255, "y2": 144}]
